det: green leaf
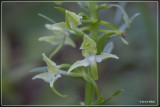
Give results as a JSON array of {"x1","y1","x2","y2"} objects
[
  {"x1": 81, "y1": 20, "x2": 118, "y2": 30},
  {"x1": 97, "y1": 33, "x2": 108, "y2": 55},
  {"x1": 65, "y1": 35, "x2": 76, "y2": 48},
  {"x1": 68, "y1": 58, "x2": 90, "y2": 73},
  {"x1": 99, "y1": 29, "x2": 123, "y2": 35},
  {"x1": 100, "y1": 21, "x2": 119, "y2": 30},
  {"x1": 65, "y1": 10, "x2": 82, "y2": 29},
  {"x1": 55, "y1": 7, "x2": 66, "y2": 13},
  {"x1": 92, "y1": 95, "x2": 103, "y2": 105},
  {"x1": 98, "y1": 89, "x2": 124, "y2": 104},
  {"x1": 102, "y1": 42, "x2": 114, "y2": 54},
  {"x1": 95, "y1": 53, "x2": 119, "y2": 63},
  {"x1": 88, "y1": 56, "x2": 98, "y2": 80},
  {"x1": 42, "y1": 53, "x2": 59, "y2": 73},
  {"x1": 39, "y1": 36, "x2": 63, "y2": 45},
  {"x1": 97, "y1": 31, "x2": 117, "y2": 55},
  {"x1": 80, "y1": 35, "x2": 97, "y2": 57},
  {"x1": 107, "y1": 4, "x2": 130, "y2": 28},
  {"x1": 30, "y1": 66, "x2": 47, "y2": 73}
]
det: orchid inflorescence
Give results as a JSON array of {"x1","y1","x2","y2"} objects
[{"x1": 31, "y1": 2, "x2": 139, "y2": 105}]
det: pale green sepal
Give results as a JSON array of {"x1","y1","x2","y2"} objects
[
  {"x1": 65, "y1": 10, "x2": 82, "y2": 29},
  {"x1": 68, "y1": 58, "x2": 90, "y2": 73},
  {"x1": 96, "y1": 53, "x2": 119, "y2": 63},
  {"x1": 80, "y1": 35, "x2": 97, "y2": 57},
  {"x1": 42, "y1": 53, "x2": 59, "y2": 73},
  {"x1": 65, "y1": 36, "x2": 76, "y2": 48},
  {"x1": 88, "y1": 56, "x2": 98, "y2": 80}
]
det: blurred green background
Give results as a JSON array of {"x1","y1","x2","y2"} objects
[{"x1": 2, "y1": 2, "x2": 158, "y2": 105}]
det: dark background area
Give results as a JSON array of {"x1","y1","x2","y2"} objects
[{"x1": 2, "y1": 2, "x2": 158, "y2": 105}]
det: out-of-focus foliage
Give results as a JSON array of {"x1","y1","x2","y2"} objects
[{"x1": 2, "y1": 2, "x2": 157, "y2": 105}]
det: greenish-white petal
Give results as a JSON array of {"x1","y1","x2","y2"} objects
[
  {"x1": 65, "y1": 36, "x2": 76, "y2": 48},
  {"x1": 42, "y1": 53, "x2": 59, "y2": 73},
  {"x1": 102, "y1": 42, "x2": 114, "y2": 54},
  {"x1": 96, "y1": 53, "x2": 119, "y2": 63},
  {"x1": 32, "y1": 72, "x2": 55, "y2": 83},
  {"x1": 45, "y1": 22, "x2": 66, "y2": 33},
  {"x1": 39, "y1": 36, "x2": 63, "y2": 45},
  {"x1": 68, "y1": 58, "x2": 90, "y2": 73}
]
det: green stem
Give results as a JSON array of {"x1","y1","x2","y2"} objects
[
  {"x1": 89, "y1": 2, "x2": 98, "y2": 42},
  {"x1": 81, "y1": 20, "x2": 118, "y2": 30},
  {"x1": 85, "y1": 68, "x2": 95, "y2": 105},
  {"x1": 84, "y1": 2, "x2": 98, "y2": 105}
]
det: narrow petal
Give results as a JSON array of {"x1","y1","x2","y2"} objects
[
  {"x1": 68, "y1": 58, "x2": 90, "y2": 73},
  {"x1": 120, "y1": 36, "x2": 129, "y2": 45},
  {"x1": 32, "y1": 72, "x2": 55, "y2": 83},
  {"x1": 96, "y1": 53, "x2": 119, "y2": 63},
  {"x1": 102, "y1": 42, "x2": 114, "y2": 54}
]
